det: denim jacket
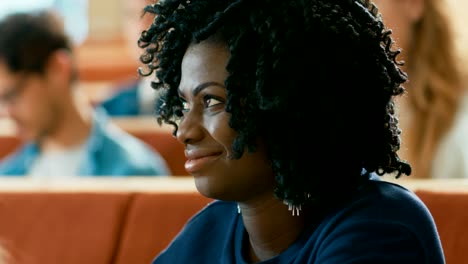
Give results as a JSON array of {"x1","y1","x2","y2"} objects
[{"x1": 100, "y1": 80, "x2": 141, "y2": 116}]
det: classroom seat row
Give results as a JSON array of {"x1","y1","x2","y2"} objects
[{"x1": 0, "y1": 177, "x2": 466, "y2": 264}]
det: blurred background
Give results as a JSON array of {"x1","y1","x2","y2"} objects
[
  {"x1": 0, "y1": 0, "x2": 155, "y2": 105},
  {"x1": 0, "y1": 1, "x2": 466, "y2": 264},
  {"x1": 0, "y1": 0, "x2": 466, "y2": 101}
]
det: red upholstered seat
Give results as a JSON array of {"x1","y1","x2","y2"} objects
[
  {"x1": 415, "y1": 190, "x2": 468, "y2": 264},
  {"x1": 0, "y1": 192, "x2": 131, "y2": 264},
  {"x1": 114, "y1": 192, "x2": 213, "y2": 264}
]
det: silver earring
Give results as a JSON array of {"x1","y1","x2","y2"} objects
[
  {"x1": 284, "y1": 201, "x2": 301, "y2": 216},
  {"x1": 237, "y1": 204, "x2": 241, "y2": 214}
]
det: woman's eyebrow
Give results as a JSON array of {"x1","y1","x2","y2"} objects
[
  {"x1": 178, "y1": 81, "x2": 225, "y2": 98},
  {"x1": 192, "y1": 82, "x2": 225, "y2": 96}
]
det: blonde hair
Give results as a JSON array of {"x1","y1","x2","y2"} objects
[{"x1": 403, "y1": 0, "x2": 466, "y2": 178}]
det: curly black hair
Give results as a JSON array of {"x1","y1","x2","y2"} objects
[{"x1": 138, "y1": 0, "x2": 411, "y2": 207}]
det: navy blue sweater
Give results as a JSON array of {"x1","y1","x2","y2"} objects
[{"x1": 153, "y1": 177, "x2": 444, "y2": 264}]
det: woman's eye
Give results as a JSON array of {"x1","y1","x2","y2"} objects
[
  {"x1": 205, "y1": 97, "x2": 223, "y2": 108},
  {"x1": 181, "y1": 101, "x2": 190, "y2": 112}
]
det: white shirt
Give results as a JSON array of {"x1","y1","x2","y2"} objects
[
  {"x1": 28, "y1": 142, "x2": 87, "y2": 179},
  {"x1": 432, "y1": 94, "x2": 468, "y2": 178}
]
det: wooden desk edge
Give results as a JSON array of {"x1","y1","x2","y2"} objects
[{"x1": 0, "y1": 176, "x2": 197, "y2": 193}]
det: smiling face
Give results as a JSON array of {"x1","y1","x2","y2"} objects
[{"x1": 177, "y1": 39, "x2": 275, "y2": 202}]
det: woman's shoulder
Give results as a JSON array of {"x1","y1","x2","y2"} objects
[
  {"x1": 360, "y1": 177, "x2": 429, "y2": 214},
  {"x1": 309, "y1": 177, "x2": 444, "y2": 263},
  {"x1": 333, "y1": 176, "x2": 438, "y2": 232}
]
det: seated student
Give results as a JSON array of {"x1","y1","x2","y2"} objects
[
  {"x1": 373, "y1": 0, "x2": 468, "y2": 179},
  {"x1": 99, "y1": 0, "x2": 158, "y2": 116},
  {"x1": 138, "y1": 0, "x2": 445, "y2": 263},
  {"x1": 100, "y1": 77, "x2": 156, "y2": 116},
  {"x1": 0, "y1": 10, "x2": 170, "y2": 177}
]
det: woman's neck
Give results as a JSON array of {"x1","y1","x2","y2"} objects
[{"x1": 239, "y1": 196, "x2": 310, "y2": 262}]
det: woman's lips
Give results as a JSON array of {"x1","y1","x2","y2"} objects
[{"x1": 184, "y1": 153, "x2": 222, "y2": 173}]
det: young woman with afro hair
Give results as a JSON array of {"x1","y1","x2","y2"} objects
[{"x1": 138, "y1": 0, "x2": 445, "y2": 263}]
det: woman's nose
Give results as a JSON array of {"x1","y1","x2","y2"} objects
[{"x1": 176, "y1": 111, "x2": 204, "y2": 145}]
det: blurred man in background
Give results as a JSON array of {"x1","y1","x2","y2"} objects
[{"x1": 0, "y1": 10, "x2": 171, "y2": 177}]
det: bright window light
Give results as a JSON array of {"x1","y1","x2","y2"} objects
[{"x1": 0, "y1": 0, "x2": 88, "y2": 45}]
